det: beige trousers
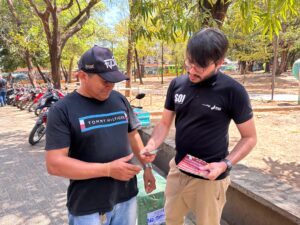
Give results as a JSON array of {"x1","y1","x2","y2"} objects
[{"x1": 164, "y1": 158, "x2": 230, "y2": 225}]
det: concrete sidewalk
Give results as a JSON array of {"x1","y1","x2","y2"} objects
[{"x1": 0, "y1": 106, "x2": 68, "y2": 225}]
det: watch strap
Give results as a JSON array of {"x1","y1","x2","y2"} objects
[
  {"x1": 143, "y1": 163, "x2": 153, "y2": 170},
  {"x1": 221, "y1": 158, "x2": 232, "y2": 172}
]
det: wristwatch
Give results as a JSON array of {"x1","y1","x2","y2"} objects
[
  {"x1": 221, "y1": 159, "x2": 232, "y2": 172},
  {"x1": 143, "y1": 163, "x2": 153, "y2": 170}
]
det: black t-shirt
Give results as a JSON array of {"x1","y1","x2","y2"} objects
[
  {"x1": 45, "y1": 90, "x2": 140, "y2": 215},
  {"x1": 165, "y1": 72, "x2": 253, "y2": 179}
]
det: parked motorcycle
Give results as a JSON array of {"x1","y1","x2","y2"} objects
[
  {"x1": 28, "y1": 91, "x2": 61, "y2": 145},
  {"x1": 28, "y1": 108, "x2": 48, "y2": 145},
  {"x1": 28, "y1": 90, "x2": 43, "y2": 112},
  {"x1": 34, "y1": 88, "x2": 64, "y2": 116}
]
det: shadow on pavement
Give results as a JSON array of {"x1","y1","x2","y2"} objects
[{"x1": 0, "y1": 130, "x2": 68, "y2": 225}]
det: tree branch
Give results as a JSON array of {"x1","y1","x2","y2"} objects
[
  {"x1": 61, "y1": 13, "x2": 90, "y2": 49},
  {"x1": 57, "y1": 0, "x2": 74, "y2": 13},
  {"x1": 75, "y1": 0, "x2": 82, "y2": 12},
  {"x1": 6, "y1": 0, "x2": 22, "y2": 27},
  {"x1": 65, "y1": 0, "x2": 99, "y2": 30},
  {"x1": 44, "y1": 0, "x2": 53, "y2": 9},
  {"x1": 28, "y1": 0, "x2": 52, "y2": 47},
  {"x1": 28, "y1": 0, "x2": 45, "y2": 17}
]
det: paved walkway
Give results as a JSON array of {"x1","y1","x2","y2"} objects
[{"x1": 0, "y1": 106, "x2": 68, "y2": 225}]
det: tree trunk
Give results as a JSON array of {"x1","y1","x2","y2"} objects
[
  {"x1": 68, "y1": 57, "x2": 74, "y2": 83},
  {"x1": 288, "y1": 52, "x2": 296, "y2": 69},
  {"x1": 133, "y1": 57, "x2": 136, "y2": 82},
  {"x1": 175, "y1": 56, "x2": 179, "y2": 77},
  {"x1": 141, "y1": 56, "x2": 145, "y2": 78},
  {"x1": 61, "y1": 65, "x2": 68, "y2": 83},
  {"x1": 276, "y1": 23, "x2": 289, "y2": 75},
  {"x1": 161, "y1": 42, "x2": 164, "y2": 84},
  {"x1": 25, "y1": 50, "x2": 36, "y2": 87},
  {"x1": 239, "y1": 61, "x2": 246, "y2": 75},
  {"x1": 134, "y1": 47, "x2": 143, "y2": 84},
  {"x1": 264, "y1": 62, "x2": 270, "y2": 73},
  {"x1": 200, "y1": 0, "x2": 231, "y2": 27},
  {"x1": 248, "y1": 61, "x2": 254, "y2": 72},
  {"x1": 125, "y1": 22, "x2": 134, "y2": 97},
  {"x1": 36, "y1": 64, "x2": 47, "y2": 83},
  {"x1": 49, "y1": 45, "x2": 62, "y2": 89},
  {"x1": 271, "y1": 35, "x2": 279, "y2": 100},
  {"x1": 141, "y1": 63, "x2": 145, "y2": 78},
  {"x1": 278, "y1": 48, "x2": 289, "y2": 75}
]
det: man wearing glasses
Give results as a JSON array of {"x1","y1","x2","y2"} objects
[{"x1": 142, "y1": 28, "x2": 257, "y2": 225}]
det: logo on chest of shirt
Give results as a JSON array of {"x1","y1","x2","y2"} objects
[
  {"x1": 79, "y1": 111, "x2": 128, "y2": 132},
  {"x1": 202, "y1": 104, "x2": 222, "y2": 111},
  {"x1": 174, "y1": 94, "x2": 186, "y2": 104}
]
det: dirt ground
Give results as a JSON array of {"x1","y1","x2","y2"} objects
[{"x1": 126, "y1": 72, "x2": 300, "y2": 189}]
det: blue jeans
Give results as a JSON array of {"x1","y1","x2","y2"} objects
[
  {"x1": 0, "y1": 91, "x2": 6, "y2": 106},
  {"x1": 68, "y1": 196, "x2": 137, "y2": 225}
]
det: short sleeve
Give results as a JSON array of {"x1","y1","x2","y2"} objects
[
  {"x1": 120, "y1": 95, "x2": 141, "y2": 132},
  {"x1": 230, "y1": 85, "x2": 253, "y2": 124},
  {"x1": 164, "y1": 79, "x2": 176, "y2": 111},
  {"x1": 45, "y1": 105, "x2": 71, "y2": 150}
]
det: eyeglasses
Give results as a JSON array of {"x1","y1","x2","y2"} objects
[{"x1": 185, "y1": 60, "x2": 215, "y2": 73}]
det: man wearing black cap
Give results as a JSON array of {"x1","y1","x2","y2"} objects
[{"x1": 45, "y1": 45, "x2": 156, "y2": 225}]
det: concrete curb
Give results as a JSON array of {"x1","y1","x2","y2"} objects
[{"x1": 148, "y1": 105, "x2": 300, "y2": 118}]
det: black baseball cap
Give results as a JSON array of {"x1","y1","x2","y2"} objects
[{"x1": 78, "y1": 45, "x2": 129, "y2": 83}]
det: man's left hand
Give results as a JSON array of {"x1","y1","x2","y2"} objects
[
  {"x1": 143, "y1": 168, "x2": 156, "y2": 193},
  {"x1": 199, "y1": 162, "x2": 227, "y2": 180}
]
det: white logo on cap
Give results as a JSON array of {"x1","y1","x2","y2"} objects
[
  {"x1": 104, "y1": 56, "x2": 117, "y2": 69},
  {"x1": 85, "y1": 64, "x2": 94, "y2": 69}
]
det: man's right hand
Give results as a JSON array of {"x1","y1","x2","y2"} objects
[
  {"x1": 139, "y1": 145, "x2": 157, "y2": 163},
  {"x1": 108, "y1": 153, "x2": 142, "y2": 181}
]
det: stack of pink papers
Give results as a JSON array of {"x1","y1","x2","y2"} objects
[{"x1": 177, "y1": 154, "x2": 208, "y2": 178}]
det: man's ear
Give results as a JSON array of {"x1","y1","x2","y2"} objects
[
  {"x1": 77, "y1": 71, "x2": 87, "y2": 80},
  {"x1": 216, "y1": 58, "x2": 224, "y2": 70}
]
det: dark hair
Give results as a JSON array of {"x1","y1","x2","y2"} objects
[{"x1": 186, "y1": 28, "x2": 228, "y2": 67}]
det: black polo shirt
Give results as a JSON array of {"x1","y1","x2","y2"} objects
[{"x1": 165, "y1": 72, "x2": 253, "y2": 179}]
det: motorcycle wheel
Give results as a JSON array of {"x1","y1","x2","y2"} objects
[
  {"x1": 34, "y1": 108, "x2": 42, "y2": 116},
  {"x1": 28, "y1": 102, "x2": 37, "y2": 112},
  {"x1": 17, "y1": 101, "x2": 22, "y2": 108},
  {"x1": 28, "y1": 123, "x2": 46, "y2": 145},
  {"x1": 6, "y1": 99, "x2": 12, "y2": 105},
  {"x1": 20, "y1": 100, "x2": 28, "y2": 110}
]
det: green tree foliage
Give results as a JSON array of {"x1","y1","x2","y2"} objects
[
  {"x1": 0, "y1": 0, "x2": 50, "y2": 86},
  {"x1": 61, "y1": 17, "x2": 108, "y2": 83},
  {"x1": 132, "y1": 0, "x2": 231, "y2": 42},
  {"x1": 226, "y1": 0, "x2": 299, "y2": 72},
  {"x1": 0, "y1": 44, "x2": 25, "y2": 73},
  {"x1": 224, "y1": 5, "x2": 273, "y2": 69},
  {"x1": 27, "y1": 0, "x2": 103, "y2": 89}
]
